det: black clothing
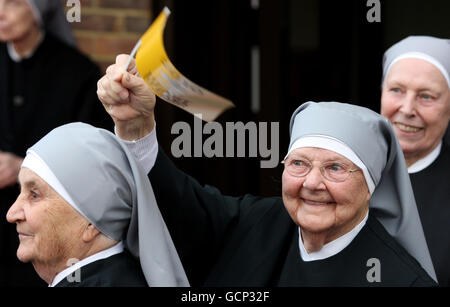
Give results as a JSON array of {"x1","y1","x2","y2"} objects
[
  {"x1": 410, "y1": 141, "x2": 450, "y2": 286},
  {"x1": 55, "y1": 251, "x2": 147, "y2": 287},
  {"x1": 149, "y1": 148, "x2": 436, "y2": 287},
  {"x1": 277, "y1": 215, "x2": 434, "y2": 286}
]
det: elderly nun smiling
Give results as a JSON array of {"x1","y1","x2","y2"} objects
[
  {"x1": 276, "y1": 102, "x2": 436, "y2": 284},
  {"x1": 98, "y1": 54, "x2": 438, "y2": 286},
  {"x1": 146, "y1": 101, "x2": 437, "y2": 286},
  {"x1": 6, "y1": 123, "x2": 189, "y2": 287},
  {"x1": 380, "y1": 36, "x2": 450, "y2": 286},
  {"x1": 281, "y1": 140, "x2": 371, "y2": 256},
  {"x1": 97, "y1": 55, "x2": 438, "y2": 286}
]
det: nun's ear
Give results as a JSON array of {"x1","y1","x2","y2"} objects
[{"x1": 82, "y1": 223, "x2": 101, "y2": 243}]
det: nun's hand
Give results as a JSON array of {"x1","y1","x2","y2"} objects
[
  {"x1": 0, "y1": 151, "x2": 22, "y2": 189},
  {"x1": 97, "y1": 54, "x2": 156, "y2": 141}
]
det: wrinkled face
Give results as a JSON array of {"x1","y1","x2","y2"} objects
[
  {"x1": 0, "y1": 0, "x2": 38, "y2": 42},
  {"x1": 381, "y1": 58, "x2": 450, "y2": 161},
  {"x1": 6, "y1": 168, "x2": 88, "y2": 270},
  {"x1": 282, "y1": 147, "x2": 370, "y2": 241}
]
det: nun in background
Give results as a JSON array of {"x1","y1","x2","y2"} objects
[
  {"x1": 6, "y1": 123, "x2": 189, "y2": 287},
  {"x1": 0, "y1": 0, "x2": 111, "y2": 285},
  {"x1": 381, "y1": 36, "x2": 450, "y2": 286},
  {"x1": 97, "y1": 56, "x2": 437, "y2": 286}
]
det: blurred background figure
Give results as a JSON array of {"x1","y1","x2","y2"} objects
[
  {"x1": 380, "y1": 36, "x2": 450, "y2": 286},
  {"x1": 0, "y1": 0, "x2": 112, "y2": 286}
]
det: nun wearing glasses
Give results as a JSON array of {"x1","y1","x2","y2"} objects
[
  {"x1": 97, "y1": 56, "x2": 437, "y2": 286},
  {"x1": 380, "y1": 36, "x2": 450, "y2": 286}
]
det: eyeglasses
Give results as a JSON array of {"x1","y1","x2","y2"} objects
[{"x1": 281, "y1": 157, "x2": 361, "y2": 183}]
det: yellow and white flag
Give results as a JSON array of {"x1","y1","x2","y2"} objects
[{"x1": 132, "y1": 7, "x2": 234, "y2": 122}]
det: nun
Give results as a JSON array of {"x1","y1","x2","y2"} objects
[
  {"x1": 6, "y1": 122, "x2": 189, "y2": 287},
  {"x1": 0, "y1": 0, "x2": 111, "y2": 285},
  {"x1": 148, "y1": 102, "x2": 439, "y2": 286},
  {"x1": 381, "y1": 36, "x2": 450, "y2": 286},
  {"x1": 97, "y1": 56, "x2": 437, "y2": 285}
]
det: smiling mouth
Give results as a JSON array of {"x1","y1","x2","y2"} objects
[
  {"x1": 394, "y1": 122, "x2": 423, "y2": 133},
  {"x1": 302, "y1": 198, "x2": 334, "y2": 206}
]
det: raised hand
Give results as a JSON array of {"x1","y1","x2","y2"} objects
[{"x1": 97, "y1": 54, "x2": 156, "y2": 140}]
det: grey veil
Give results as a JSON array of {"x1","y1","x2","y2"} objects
[
  {"x1": 26, "y1": 122, "x2": 189, "y2": 286},
  {"x1": 382, "y1": 35, "x2": 450, "y2": 88},
  {"x1": 288, "y1": 101, "x2": 437, "y2": 281},
  {"x1": 27, "y1": 0, "x2": 77, "y2": 47}
]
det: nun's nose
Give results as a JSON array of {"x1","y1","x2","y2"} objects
[
  {"x1": 399, "y1": 92, "x2": 417, "y2": 117},
  {"x1": 302, "y1": 166, "x2": 326, "y2": 190},
  {"x1": 6, "y1": 195, "x2": 26, "y2": 224}
]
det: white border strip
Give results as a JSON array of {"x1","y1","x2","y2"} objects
[
  {"x1": 21, "y1": 150, "x2": 89, "y2": 221},
  {"x1": 285, "y1": 135, "x2": 375, "y2": 194}
]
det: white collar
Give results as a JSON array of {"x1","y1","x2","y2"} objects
[
  {"x1": 6, "y1": 32, "x2": 45, "y2": 62},
  {"x1": 49, "y1": 241, "x2": 124, "y2": 287},
  {"x1": 7, "y1": 43, "x2": 25, "y2": 62},
  {"x1": 298, "y1": 212, "x2": 369, "y2": 262},
  {"x1": 408, "y1": 142, "x2": 442, "y2": 174}
]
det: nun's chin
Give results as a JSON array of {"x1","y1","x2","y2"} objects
[
  {"x1": 16, "y1": 241, "x2": 33, "y2": 263},
  {"x1": 296, "y1": 206, "x2": 337, "y2": 234}
]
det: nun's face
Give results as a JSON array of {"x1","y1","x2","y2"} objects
[
  {"x1": 6, "y1": 168, "x2": 89, "y2": 276},
  {"x1": 381, "y1": 58, "x2": 450, "y2": 165},
  {"x1": 0, "y1": 0, "x2": 39, "y2": 42},
  {"x1": 282, "y1": 147, "x2": 370, "y2": 242}
]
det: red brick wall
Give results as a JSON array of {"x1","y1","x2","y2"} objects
[{"x1": 63, "y1": 0, "x2": 153, "y2": 73}]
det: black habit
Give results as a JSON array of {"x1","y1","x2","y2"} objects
[
  {"x1": 55, "y1": 251, "x2": 147, "y2": 287},
  {"x1": 410, "y1": 141, "x2": 450, "y2": 286},
  {"x1": 149, "y1": 148, "x2": 436, "y2": 287},
  {"x1": 0, "y1": 34, "x2": 112, "y2": 286}
]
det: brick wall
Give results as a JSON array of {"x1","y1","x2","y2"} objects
[{"x1": 63, "y1": 0, "x2": 153, "y2": 73}]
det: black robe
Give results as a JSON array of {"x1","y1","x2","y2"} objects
[
  {"x1": 55, "y1": 251, "x2": 147, "y2": 287},
  {"x1": 410, "y1": 141, "x2": 450, "y2": 286},
  {"x1": 149, "y1": 148, "x2": 436, "y2": 287},
  {"x1": 0, "y1": 34, "x2": 112, "y2": 286}
]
